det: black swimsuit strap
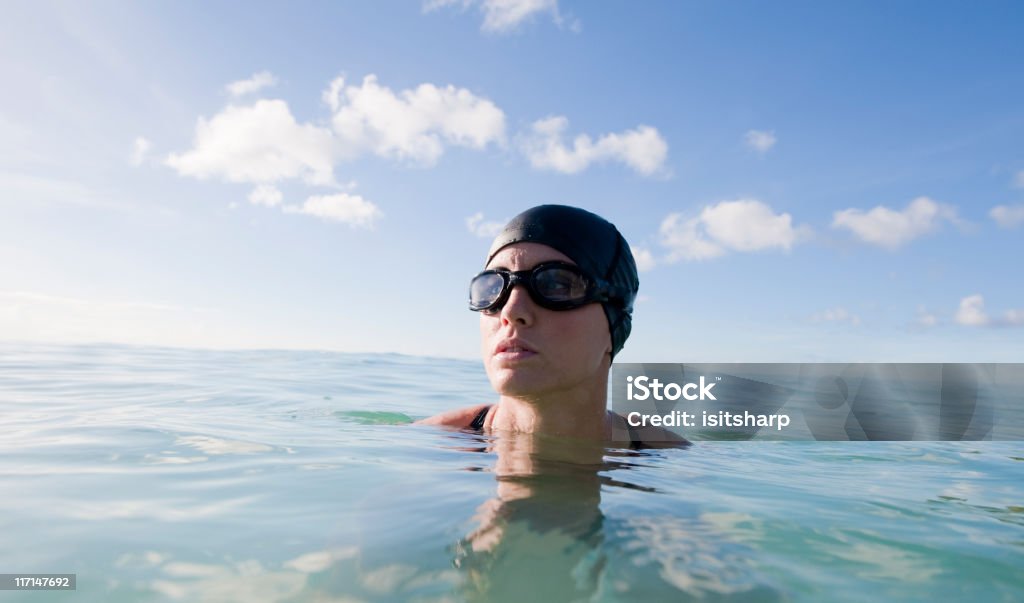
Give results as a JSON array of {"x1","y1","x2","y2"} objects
[{"x1": 469, "y1": 405, "x2": 493, "y2": 431}]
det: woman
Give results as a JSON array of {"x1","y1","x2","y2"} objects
[{"x1": 420, "y1": 204, "x2": 686, "y2": 448}]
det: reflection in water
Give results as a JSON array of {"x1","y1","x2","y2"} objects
[
  {"x1": 454, "y1": 432, "x2": 618, "y2": 601},
  {"x1": 450, "y1": 429, "x2": 774, "y2": 597},
  {"x1": 452, "y1": 432, "x2": 781, "y2": 602}
]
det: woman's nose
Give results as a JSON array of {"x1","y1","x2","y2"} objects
[{"x1": 500, "y1": 283, "x2": 535, "y2": 326}]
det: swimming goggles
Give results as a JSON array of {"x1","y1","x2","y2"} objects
[{"x1": 469, "y1": 261, "x2": 627, "y2": 313}]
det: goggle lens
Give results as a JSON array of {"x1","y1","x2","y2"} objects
[
  {"x1": 470, "y1": 272, "x2": 507, "y2": 311},
  {"x1": 533, "y1": 267, "x2": 588, "y2": 302},
  {"x1": 468, "y1": 263, "x2": 598, "y2": 312}
]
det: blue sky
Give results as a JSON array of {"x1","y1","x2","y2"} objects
[{"x1": 2, "y1": 0, "x2": 1022, "y2": 362}]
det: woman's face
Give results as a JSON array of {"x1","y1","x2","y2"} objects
[{"x1": 480, "y1": 242, "x2": 612, "y2": 399}]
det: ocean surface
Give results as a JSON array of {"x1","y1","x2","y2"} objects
[{"x1": 0, "y1": 342, "x2": 1021, "y2": 602}]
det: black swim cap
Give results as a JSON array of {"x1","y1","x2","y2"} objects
[{"x1": 486, "y1": 205, "x2": 639, "y2": 358}]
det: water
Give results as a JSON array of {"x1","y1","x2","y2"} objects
[{"x1": 0, "y1": 342, "x2": 1021, "y2": 602}]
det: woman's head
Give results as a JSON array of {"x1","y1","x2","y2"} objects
[
  {"x1": 481, "y1": 205, "x2": 639, "y2": 356},
  {"x1": 471, "y1": 205, "x2": 640, "y2": 399}
]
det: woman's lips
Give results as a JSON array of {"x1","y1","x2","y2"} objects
[{"x1": 494, "y1": 341, "x2": 537, "y2": 362}]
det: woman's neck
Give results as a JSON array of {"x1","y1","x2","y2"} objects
[{"x1": 490, "y1": 375, "x2": 612, "y2": 440}]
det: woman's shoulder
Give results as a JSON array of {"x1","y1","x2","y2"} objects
[{"x1": 416, "y1": 403, "x2": 493, "y2": 429}]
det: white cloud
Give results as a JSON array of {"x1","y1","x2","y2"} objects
[
  {"x1": 832, "y1": 196, "x2": 958, "y2": 249},
  {"x1": 169, "y1": 73, "x2": 505, "y2": 188},
  {"x1": 324, "y1": 75, "x2": 506, "y2": 166},
  {"x1": 659, "y1": 214, "x2": 725, "y2": 260},
  {"x1": 660, "y1": 199, "x2": 805, "y2": 261},
  {"x1": 744, "y1": 130, "x2": 776, "y2": 154},
  {"x1": 166, "y1": 74, "x2": 515, "y2": 226},
  {"x1": 225, "y1": 71, "x2": 278, "y2": 97},
  {"x1": 631, "y1": 246, "x2": 656, "y2": 272},
  {"x1": 700, "y1": 200, "x2": 802, "y2": 251},
  {"x1": 955, "y1": 294, "x2": 989, "y2": 327},
  {"x1": 811, "y1": 307, "x2": 860, "y2": 326},
  {"x1": 480, "y1": 0, "x2": 560, "y2": 32},
  {"x1": 166, "y1": 100, "x2": 337, "y2": 186},
  {"x1": 424, "y1": 0, "x2": 566, "y2": 33},
  {"x1": 466, "y1": 212, "x2": 505, "y2": 238},
  {"x1": 955, "y1": 294, "x2": 1024, "y2": 328},
  {"x1": 283, "y1": 193, "x2": 382, "y2": 228},
  {"x1": 130, "y1": 136, "x2": 151, "y2": 166},
  {"x1": 247, "y1": 184, "x2": 282, "y2": 207},
  {"x1": 989, "y1": 204, "x2": 1024, "y2": 229},
  {"x1": 521, "y1": 116, "x2": 668, "y2": 176}
]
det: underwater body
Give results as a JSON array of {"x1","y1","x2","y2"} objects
[{"x1": 1, "y1": 342, "x2": 1022, "y2": 602}]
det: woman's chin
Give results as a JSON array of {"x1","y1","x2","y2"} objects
[{"x1": 489, "y1": 367, "x2": 551, "y2": 398}]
